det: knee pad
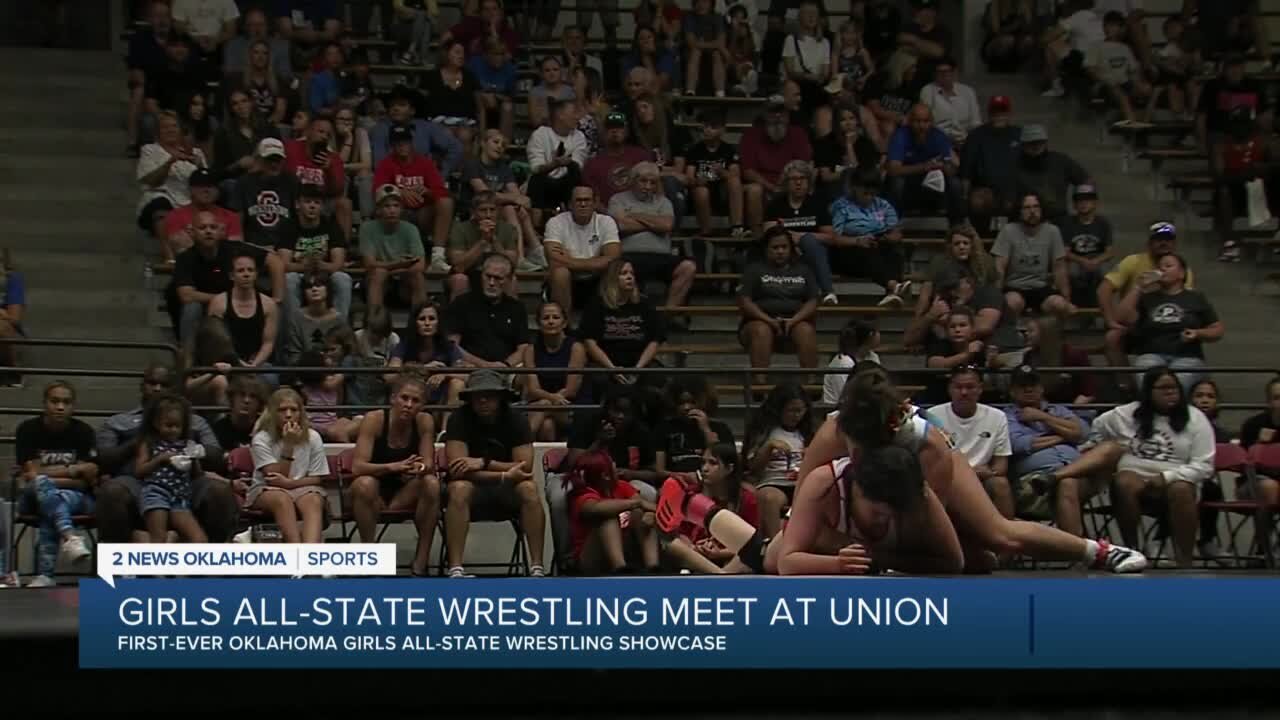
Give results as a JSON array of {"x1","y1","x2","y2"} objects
[{"x1": 737, "y1": 531, "x2": 767, "y2": 573}]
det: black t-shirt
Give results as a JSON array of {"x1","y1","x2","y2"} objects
[
  {"x1": 1056, "y1": 215, "x2": 1114, "y2": 258},
  {"x1": 684, "y1": 141, "x2": 739, "y2": 183},
  {"x1": 421, "y1": 68, "x2": 481, "y2": 120},
  {"x1": 902, "y1": 22, "x2": 952, "y2": 85},
  {"x1": 862, "y1": 2, "x2": 902, "y2": 59},
  {"x1": 277, "y1": 216, "x2": 348, "y2": 260},
  {"x1": 237, "y1": 171, "x2": 300, "y2": 254},
  {"x1": 212, "y1": 416, "x2": 254, "y2": 450},
  {"x1": 1240, "y1": 412, "x2": 1280, "y2": 449},
  {"x1": 460, "y1": 157, "x2": 517, "y2": 207},
  {"x1": 566, "y1": 411, "x2": 658, "y2": 472},
  {"x1": 15, "y1": 417, "x2": 98, "y2": 467},
  {"x1": 1197, "y1": 78, "x2": 1263, "y2": 136},
  {"x1": 657, "y1": 416, "x2": 736, "y2": 473},
  {"x1": 173, "y1": 242, "x2": 234, "y2": 295},
  {"x1": 811, "y1": 132, "x2": 882, "y2": 173},
  {"x1": 579, "y1": 298, "x2": 667, "y2": 369},
  {"x1": 738, "y1": 260, "x2": 818, "y2": 317},
  {"x1": 1133, "y1": 289, "x2": 1219, "y2": 359},
  {"x1": 443, "y1": 291, "x2": 531, "y2": 363},
  {"x1": 921, "y1": 333, "x2": 989, "y2": 403},
  {"x1": 864, "y1": 71, "x2": 915, "y2": 119},
  {"x1": 765, "y1": 194, "x2": 832, "y2": 234},
  {"x1": 444, "y1": 406, "x2": 532, "y2": 463}
]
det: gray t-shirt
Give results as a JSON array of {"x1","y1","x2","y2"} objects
[
  {"x1": 993, "y1": 222, "x2": 1065, "y2": 291},
  {"x1": 460, "y1": 157, "x2": 517, "y2": 207},
  {"x1": 738, "y1": 261, "x2": 818, "y2": 317},
  {"x1": 608, "y1": 191, "x2": 674, "y2": 255}
]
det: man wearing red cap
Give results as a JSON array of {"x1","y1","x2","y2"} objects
[{"x1": 960, "y1": 95, "x2": 1022, "y2": 227}]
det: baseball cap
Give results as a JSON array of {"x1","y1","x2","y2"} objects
[
  {"x1": 1073, "y1": 183, "x2": 1098, "y2": 199},
  {"x1": 188, "y1": 168, "x2": 216, "y2": 187},
  {"x1": 1148, "y1": 221, "x2": 1176, "y2": 239},
  {"x1": 299, "y1": 183, "x2": 327, "y2": 199},
  {"x1": 605, "y1": 110, "x2": 627, "y2": 129},
  {"x1": 389, "y1": 125, "x2": 414, "y2": 145},
  {"x1": 988, "y1": 95, "x2": 1012, "y2": 114},
  {"x1": 1010, "y1": 365, "x2": 1041, "y2": 387},
  {"x1": 375, "y1": 184, "x2": 402, "y2": 206},
  {"x1": 256, "y1": 137, "x2": 286, "y2": 159},
  {"x1": 1021, "y1": 124, "x2": 1048, "y2": 143}
]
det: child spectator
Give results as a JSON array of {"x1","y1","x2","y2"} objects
[
  {"x1": 462, "y1": 134, "x2": 541, "y2": 268},
  {"x1": 726, "y1": 4, "x2": 759, "y2": 97},
  {"x1": 1191, "y1": 379, "x2": 1233, "y2": 443},
  {"x1": 1020, "y1": 316, "x2": 1098, "y2": 406},
  {"x1": 685, "y1": 110, "x2": 747, "y2": 240},
  {"x1": 981, "y1": 0, "x2": 1034, "y2": 73},
  {"x1": 523, "y1": 302, "x2": 587, "y2": 441},
  {"x1": 1058, "y1": 184, "x2": 1116, "y2": 307},
  {"x1": 657, "y1": 376, "x2": 736, "y2": 477},
  {"x1": 333, "y1": 108, "x2": 372, "y2": 220},
  {"x1": 294, "y1": 349, "x2": 358, "y2": 442},
  {"x1": 1087, "y1": 11, "x2": 1151, "y2": 128},
  {"x1": 923, "y1": 306, "x2": 1002, "y2": 403},
  {"x1": 134, "y1": 393, "x2": 208, "y2": 543},
  {"x1": 348, "y1": 308, "x2": 399, "y2": 408},
  {"x1": 822, "y1": 319, "x2": 881, "y2": 405},
  {"x1": 1042, "y1": 0, "x2": 1104, "y2": 99},
  {"x1": 565, "y1": 451, "x2": 660, "y2": 574},
  {"x1": 1190, "y1": 377, "x2": 1232, "y2": 563},
  {"x1": 832, "y1": 20, "x2": 874, "y2": 93},
  {"x1": 737, "y1": 226, "x2": 820, "y2": 382},
  {"x1": 469, "y1": 37, "x2": 518, "y2": 141},
  {"x1": 683, "y1": 0, "x2": 728, "y2": 97},
  {"x1": 744, "y1": 382, "x2": 814, "y2": 539}
]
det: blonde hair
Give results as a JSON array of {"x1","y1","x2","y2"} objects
[
  {"x1": 254, "y1": 387, "x2": 312, "y2": 440},
  {"x1": 948, "y1": 223, "x2": 996, "y2": 287},
  {"x1": 243, "y1": 39, "x2": 280, "y2": 97},
  {"x1": 600, "y1": 257, "x2": 641, "y2": 310}
]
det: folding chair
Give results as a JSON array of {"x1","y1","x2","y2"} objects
[
  {"x1": 1199, "y1": 443, "x2": 1268, "y2": 568},
  {"x1": 436, "y1": 445, "x2": 531, "y2": 576},
  {"x1": 335, "y1": 448, "x2": 416, "y2": 544},
  {"x1": 9, "y1": 466, "x2": 97, "y2": 577},
  {"x1": 1244, "y1": 442, "x2": 1280, "y2": 568}
]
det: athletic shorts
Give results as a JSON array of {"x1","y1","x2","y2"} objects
[
  {"x1": 141, "y1": 482, "x2": 193, "y2": 514},
  {"x1": 1006, "y1": 285, "x2": 1057, "y2": 311},
  {"x1": 625, "y1": 252, "x2": 686, "y2": 286}
]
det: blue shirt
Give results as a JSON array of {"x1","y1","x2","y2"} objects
[
  {"x1": 1004, "y1": 402, "x2": 1087, "y2": 476},
  {"x1": 3, "y1": 271, "x2": 26, "y2": 309},
  {"x1": 887, "y1": 126, "x2": 952, "y2": 167},
  {"x1": 308, "y1": 70, "x2": 340, "y2": 114},
  {"x1": 622, "y1": 50, "x2": 676, "y2": 81},
  {"x1": 830, "y1": 196, "x2": 899, "y2": 237},
  {"x1": 370, "y1": 119, "x2": 464, "y2": 175},
  {"x1": 467, "y1": 56, "x2": 517, "y2": 95}
]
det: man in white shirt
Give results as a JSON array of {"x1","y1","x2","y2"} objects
[
  {"x1": 1041, "y1": 2, "x2": 1105, "y2": 98},
  {"x1": 918, "y1": 56, "x2": 981, "y2": 144},
  {"x1": 543, "y1": 185, "x2": 623, "y2": 316},
  {"x1": 526, "y1": 98, "x2": 590, "y2": 213},
  {"x1": 172, "y1": 0, "x2": 239, "y2": 64},
  {"x1": 933, "y1": 367, "x2": 1015, "y2": 518}
]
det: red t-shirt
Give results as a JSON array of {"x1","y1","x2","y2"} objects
[
  {"x1": 373, "y1": 153, "x2": 448, "y2": 209},
  {"x1": 583, "y1": 146, "x2": 654, "y2": 207},
  {"x1": 739, "y1": 124, "x2": 813, "y2": 186},
  {"x1": 682, "y1": 484, "x2": 759, "y2": 546},
  {"x1": 568, "y1": 481, "x2": 638, "y2": 559},
  {"x1": 163, "y1": 204, "x2": 243, "y2": 241},
  {"x1": 449, "y1": 17, "x2": 521, "y2": 56},
  {"x1": 284, "y1": 139, "x2": 346, "y2": 194},
  {"x1": 1222, "y1": 136, "x2": 1263, "y2": 175}
]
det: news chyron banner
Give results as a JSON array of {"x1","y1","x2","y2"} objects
[{"x1": 81, "y1": 544, "x2": 1280, "y2": 669}]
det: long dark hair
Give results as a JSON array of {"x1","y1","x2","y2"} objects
[
  {"x1": 833, "y1": 445, "x2": 924, "y2": 536},
  {"x1": 400, "y1": 302, "x2": 450, "y2": 365},
  {"x1": 706, "y1": 442, "x2": 744, "y2": 511},
  {"x1": 1135, "y1": 367, "x2": 1190, "y2": 438},
  {"x1": 836, "y1": 366, "x2": 905, "y2": 449},
  {"x1": 743, "y1": 382, "x2": 815, "y2": 459}
]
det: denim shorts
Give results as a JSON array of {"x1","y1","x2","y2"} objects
[{"x1": 141, "y1": 482, "x2": 193, "y2": 514}]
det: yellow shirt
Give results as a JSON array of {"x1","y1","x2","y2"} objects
[{"x1": 1104, "y1": 253, "x2": 1195, "y2": 294}]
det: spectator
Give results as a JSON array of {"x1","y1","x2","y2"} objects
[
  {"x1": 811, "y1": 103, "x2": 883, "y2": 204},
  {"x1": 608, "y1": 163, "x2": 697, "y2": 310},
  {"x1": 246, "y1": 387, "x2": 330, "y2": 543},
  {"x1": 886, "y1": 104, "x2": 962, "y2": 218},
  {"x1": 164, "y1": 169, "x2": 242, "y2": 262},
  {"x1": 630, "y1": 95, "x2": 691, "y2": 220},
  {"x1": 333, "y1": 108, "x2": 372, "y2": 219},
  {"x1": 444, "y1": 253, "x2": 531, "y2": 369},
  {"x1": 919, "y1": 57, "x2": 981, "y2": 144},
  {"x1": 933, "y1": 366, "x2": 1014, "y2": 519},
  {"x1": 222, "y1": 7, "x2": 292, "y2": 83},
  {"x1": 623, "y1": 26, "x2": 677, "y2": 93},
  {"x1": 137, "y1": 111, "x2": 207, "y2": 242},
  {"x1": 656, "y1": 376, "x2": 736, "y2": 477},
  {"x1": 231, "y1": 38, "x2": 290, "y2": 126},
  {"x1": 822, "y1": 319, "x2": 881, "y2": 406},
  {"x1": 1097, "y1": 222, "x2": 1196, "y2": 381},
  {"x1": 543, "y1": 186, "x2": 623, "y2": 316},
  {"x1": 1041, "y1": 0, "x2": 1104, "y2": 99},
  {"x1": 145, "y1": 36, "x2": 204, "y2": 140},
  {"x1": 528, "y1": 55, "x2": 576, "y2": 129},
  {"x1": 1021, "y1": 316, "x2": 1099, "y2": 405},
  {"x1": 1099, "y1": 367, "x2": 1215, "y2": 568},
  {"x1": 13, "y1": 381, "x2": 97, "y2": 586},
  {"x1": 831, "y1": 19, "x2": 874, "y2": 94},
  {"x1": 1184, "y1": 0, "x2": 1271, "y2": 63},
  {"x1": 235, "y1": 137, "x2": 296, "y2": 300},
  {"x1": 863, "y1": 63, "x2": 919, "y2": 150},
  {"x1": 389, "y1": 0, "x2": 439, "y2": 66},
  {"x1": 1241, "y1": 377, "x2": 1280, "y2": 449},
  {"x1": 207, "y1": 254, "x2": 279, "y2": 374},
  {"x1": 1187, "y1": 381, "x2": 1230, "y2": 562},
  {"x1": 906, "y1": 266, "x2": 1019, "y2": 362},
  {"x1": 272, "y1": 0, "x2": 342, "y2": 51},
  {"x1": 372, "y1": 125, "x2": 454, "y2": 273},
  {"x1": 993, "y1": 191, "x2": 1075, "y2": 318},
  {"x1": 422, "y1": 40, "x2": 482, "y2": 149},
  {"x1": 1057, "y1": 184, "x2": 1115, "y2": 307},
  {"x1": 981, "y1": 0, "x2": 1035, "y2": 72},
  {"x1": 284, "y1": 270, "x2": 350, "y2": 366},
  {"x1": 212, "y1": 375, "x2": 269, "y2": 450},
  {"x1": 384, "y1": 303, "x2": 464, "y2": 414},
  {"x1": 923, "y1": 305, "x2": 1002, "y2": 402},
  {"x1": 126, "y1": 0, "x2": 176, "y2": 156},
  {"x1": 469, "y1": 37, "x2": 518, "y2": 141},
  {"x1": 178, "y1": 91, "x2": 216, "y2": 161},
  {"x1": 1015, "y1": 124, "x2": 1090, "y2": 221},
  {"x1": 284, "y1": 115, "x2": 352, "y2": 243},
  {"x1": 446, "y1": 191, "x2": 520, "y2": 301},
  {"x1": 307, "y1": 42, "x2": 345, "y2": 116},
  {"x1": 573, "y1": 66, "x2": 609, "y2": 156},
  {"x1": 1151, "y1": 15, "x2": 1200, "y2": 120},
  {"x1": 171, "y1": 210, "x2": 234, "y2": 352},
  {"x1": 584, "y1": 111, "x2": 653, "y2": 210},
  {"x1": 524, "y1": 301, "x2": 587, "y2": 441},
  {"x1": 670, "y1": 442, "x2": 760, "y2": 573},
  {"x1": 564, "y1": 385, "x2": 661, "y2": 500},
  {"x1": 442, "y1": 0, "x2": 521, "y2": 56},
  {"x1": 685, "y1": 109, "x2": 747, "y2": 240},
  {"x1": 1190, "y1": 380, "x2": 1233, "y2": 444},
  {"x1": 359, "y1": 185, "x2": 427, "y2": 309},
  {"x1": 683, "y1": 0, "x2": 728, "y2": 97},
  {"x1": 825, "y1": 169, "x2": 910, "y2": 307},
  {"x1": 580, "y1": 257, "x2": 668, "y2": 390},
  {"x1": 527, "y1": 99, "x2": 589, "y2": 214},
  {"x1": 1211, "y1": 106, "x2": 1277, "y2": 262},
  {"x1": 347, "y1": 372, "x2": 440, "y2": 574},
  {"x1": 564, "y1": 451, "x2": 660, "y2": 574},
  {"x1": 1004, "y1": 366, "x2": 1092, "y2": 534},
  {"x1": 1117, "y1": 253, "x2": 1224, "y2": 393},
  {"x1": 212, "y1": 89, "x2": 279, "y2": 199},
  {"x1": 1196, "y1": 53, "x2": 1264, "y2": 151},
  {"x1": 741, "y1": 98, "x2": 814, "y2": 232},
  {"x1": 894, "y1": 0, "x2": 952, "y2": 91},
  {"x1": 726, "y1": 4, "x2": 760, "y2": 97},
  {"x1": 962, "y1": 95, "x2": 1021, "y2": 226},
  {"x1": 1086, "y1": 11, "x2": 1151, "y2": 128},
  {"x1": 744, "y1": 382, "x2": 814, "y2": 539},
  {"x1": 764, "y1": 160, "x2": 834, "y2": 251},
  {"x1": 914, "y1": 224, "x2": 996, "y2": 315},
  {"x1": 133, "y1": 393, "x2": 210, "y2": 543},
  {"x1": 443, "y1": 369, "x2": 546, "y2": 578},
  {"x1": 737, "y1": 226, "x2": 820, "y2": 382},
  {"x1": 369, "y1": 88, "x2": 465, "y2": 173},
  {"x1": 462, "y1": 131, "x2": 539, "y2": 265},
  {"x1": 278, "y1": 183, "x2": 352, "y2": 321},
  {"x1": 0, "y1": 251, "x2": 23, "y2": 386}
]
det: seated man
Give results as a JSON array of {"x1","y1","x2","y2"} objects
[
  {"x1": 684, "y1": 109, "x2": 747, "y2": 239},
  {"x1": 961, "y1": 95, "x2": 1021, "y2": 227},
  {"x1": 992, "y1": 191, "x2": 1075, "y2": 319},
  {"x1": 277, "y1": 183, "x2": 352, "y2": 321},
  {"x1": 582, "y1": 110, "x2": 651, "y2": 209},
  {"x1": 95, "y1": 364, "x2": 232, "y2": 547},
  {"x1": 446, "y1": 191, "x2": 520, "y2": 301},
  {"x1": 526, "y1": 98, "x2": 589, "y2": 215},
  {"x1": 163, "y1": 169, "x2": 242, "y2": 263},
  {"x1": 1057, "y1": 184, "x2": 1116, "y2": 307},
  {"x1": 372, "y1": 125, "x2": 454, "y2": 273},
  {"x1": 740, "y1": 98, "x2": 813, "y2": 233},
  {"x1": 1004, "y1": 365, "x2": 1092, "y2": 535},
  {"x1": 170, "y1": 210, "x2": 233, "y2": 354},
  {"x1": 543, "y1": 186, "x2": 623, "y2": 317},
  {"x1": 443, "y1": 369, "x2": 547, "y2": 578},
  {"x1": 1014, "y1": 125, "x2": 1090, "y2": 221},
  {"x1": 11, "y1": 381, "x2": 98, "y2": 587},
  {"x1": 462, "y1": 130, "x2": 541, "y2": 269},
  {"x1": 886, "y1": 104, "x2": 962, "y2": 218},
  {"x1": 607, "y1": 162, "x2": 696, "y2": 311},
  {"x1": 283, "y1": 115, "x2": 352, "y2": 244},
  {"x1": 933, "y1": 366, "x2": 1013, "y2": 519},
  {"x1": 444, "y1": 253, "x2": 531, "y2": 369},
  {"x1": 904, "y1": 267, "x2": 1019, "y2": 364},
  {"x1": 358, "y1": 185, "x2": 427, "y2": 310}
]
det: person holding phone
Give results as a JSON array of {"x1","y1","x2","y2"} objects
[{"x1": 283, "y1": 115, "x2": 353, "y2": 243}]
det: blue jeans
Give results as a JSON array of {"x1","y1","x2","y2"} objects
[
  {"x1": 1133, "y1": 354, "x2": 1206, "y2": 394},
  {"x1": 797, "y1": 233, "x2": 834, "y2": 294},
  {"x1": 16, "y1": 475, "x2": 94, "y2": 577}
]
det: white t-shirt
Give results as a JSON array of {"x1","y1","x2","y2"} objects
[
  {"x1": 172, "y1": 0, "x2": 240, "y2": 39},
  {"x1": 933, "y1": 402, "x2": 1011, "y2": 468},
  {"x1": 820, "y1": 350, "x2": 882, "y2": 405},
  {"x1": 1087, "y1": 40, "x2": 1138, "y2": 86},
  {"x1": 249, "y1": 428, "x2": 329, "y2": 486},
  {"x1": 782, "y1": 33, "x2": 831, "y2": 77},
  {"x1": 1062, "y1": 10, "x2": 1105, "y2": 54},
  {"x1": 136, "y1": 144, "x2": 206, "y2": 218},
  {"x1": 354, "y1": 329, "x2": 401, "y2": 363},
  {"x1": 543, "y1": 211, "x2": 620, "y2": 261},
  {"x1": 758, "y1": 427, "x2": 806, "y2": 485},
  {"x1": 525, "y1": 126, "x2": 590, "y2": 180},
  {"x1": 1090, "y1": 402, "x2": 1215, "y2": 486}
]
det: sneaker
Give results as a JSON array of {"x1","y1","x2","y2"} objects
[
  {"x1": 821, "y1": 292, "x2": 839, "y2": 305},
  {"x1": 0, "y1": 571, "x2": 18, "y2": 588},
  {"x1": 447, "y1": 566, "x2": 474, "y2": 578},
  {"x1": 428, "y1": 254, "x2": 452, "y2": 273},
  {"x1": 876, "y1": 293, "x2": 903, "y2": 307},
  {"x1": 26, "y1": 575, "x2": 56, "y2": 588},
  {"x1": 1041, "y1": 79, "x2": 1065, "y2": 98},
  {"x1": 730, "y1": 225, "x2": 749, "y2": 239},
  {"x1": 529, "y1": 565, "x2": 546, "y2": 578},
  {"x1": 515, "y1": 257, "x2": 543, "y2": 273},
  {"x1": 683, "y1": 88, "x2": 696, "y2": 96},
  {"x1": 714, "y1": 90, "x2": 725, "y2": 98},
  {"x1": 896, "y1": 280, "x2": 913, "y2": 298},
  {"x1": 1218, "y1": 241, "x2": 1242, "y2": 262},
  {"x1": 1090, "y1": 539, "x2": 1147, "y2": 573},
  {"x1": 60, "y1": 534, "x2": 90, "y2": 565},
  {"x1": 232, "y1": 528, "x2": 253, "y2": 544},
  {"x1": 656, "y1": 477, "x2": 690, "y2": 533},
  {"x1": 399, "y1": 50, "x2": 417, "y2": 65}
]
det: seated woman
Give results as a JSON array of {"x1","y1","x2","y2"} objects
[
  {"x1": 527, "y1": 54, "x2": 576, "y2": 129},
  {"x1": 1092, "y1": 367, "x2": 1215, "y2": 568},
  {"x1": 565, "y1": 451, "x2": 660, "y2": 575},
  {"x1": 581, "y1": 258, "x2": 666, "y2": 392},
  {"x1": 914, "y1": 224, "x2": 996, "y2": 316},
  {"x1": 207, "y1": 254, "x2": 279, "y2": 383},
  {"x1": 811, "y1": 103, "x2": 883, "y2": 206},
  {"x1": 285, "y1": 271, "x2": 351, "y2": 367},
  {"x1": 247, "y1": 387, "x2": 330, "y2": 544},
  {"x1": 421, "y1": 40, "x2": 481, "y2": 148},
  {"x1": 824, "y1": 169, "x2": 910, "y2": 307},
  {"x1": 387, "y1": 302, "x2": 466, "y2": 423},
  {"x1": 348, "y1": 306, "x2": 399, "y2": 409},
  {"x1": 185, "y1": 317, "x2": 238, "y2": 407},
  {"x1": 350, "y1": 373, "x2": 440, "y2": 576},
  {"x1": 667, "y1": 443, "x2": 759, "y2": 574},
  {"x1": 623, "y1": 27, "x2": 676, "y2": 93},
  {"x1": 744, "y1": 382, "x2": 815, "y2": 540},
  {"x1": 137, "y1": 111, "x2": 206, "y2": 249},
  {"x1": 524, "y1": 301, "x2": 587, "y2": 441},
  {"x1": 737, "y1": 227, "x2": 820, "y2": 384},
  {"x1": 1235, "y1": 376, "x2": 1280, "y2": 509},
  {"x1": 655, "y1": 444, "x2": 964, "y2": 575},
  {"x1": 655, "y1": 376, "x2": 736, "y2": 479}
]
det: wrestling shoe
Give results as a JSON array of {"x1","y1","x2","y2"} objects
[
  {"x1": 1091, "y1": 539, "x2": 1147, "y2": 573},
  {"x1": 656, "y1": 477, "x2": 691, "y2": 533}
]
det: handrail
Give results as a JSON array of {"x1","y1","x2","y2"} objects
[{"x1": 7, "y1": 338, "x2": 178, "y2": 361}]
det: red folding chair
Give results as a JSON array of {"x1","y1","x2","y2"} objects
[
  {"x1": 1198, "y1": 442, "x2": 1267, "y2": 567},
  {"x1": 1245, "y1": 442, "x2": 1280, "y2": 568}
]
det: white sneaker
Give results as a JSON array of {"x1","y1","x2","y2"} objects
[
  {"x1": 447, "y1": 566, "x2": 474, "y2": 578},
  {"x1": 876, "y1": 293, "x2": 904, "y2": 307},
  {"x1": 821, "y1": 292, "x2": 839, "y2": 305},
  {"x1": 1041, "y1": 79, "x2": 1065, "y2": 98},
  {"x1": 60, "y1": 534, "x2": 91, "y2": 565},
  {"x1": 515, "y1": 257, "x2": 544, "y2": 273},
  {"x1": 232, "y1": 528, "x2": 253, "y2": 544},
  {"x1": 26, "y1": 575, "x2": 56, "y2": 588},
  {"x1": 0, "y1": 571, "x2": 19, "y2": 588},
  {"x1": 896, "y1": 280, "x2": 913, "y2": 298},
  {"x1": 1090, "y1": 540, "x2": 1147, "y2": 573},
  {"x1": 428, "y1": 254, "x2": 452, "y2": 273}
]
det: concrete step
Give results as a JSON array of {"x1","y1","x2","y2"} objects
[
  {"x1": 0, "y1": 183, "x2": 136, "y2": 209},
  {"x1": 0, "y1": 127, "x2": 126, "y2": 158},
  {"x1": 0, "y1": 154, "x2": 133, "y2": 187}
]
